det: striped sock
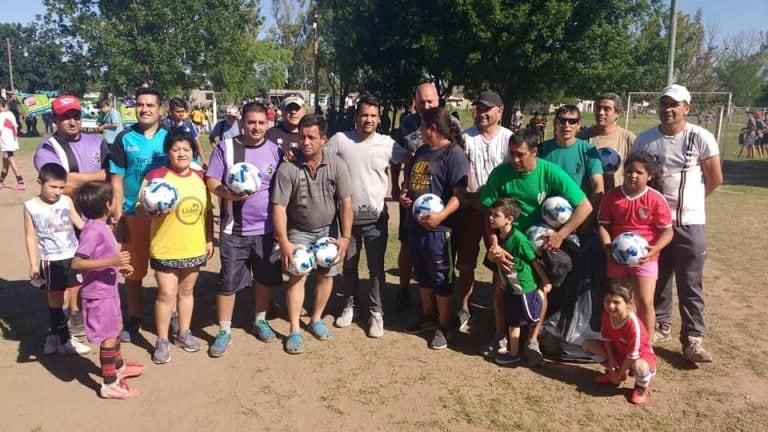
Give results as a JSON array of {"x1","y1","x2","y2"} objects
[
  {"x1": 115, "y1": 341, "x2": 124, "y2": 371},
  {"x1": 100, "y1": 345, "x2": 118, "y2": 385}
]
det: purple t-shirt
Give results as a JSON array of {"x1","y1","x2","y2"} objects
[
  {"x1": 75, "y1": 220, "x2": 119, "y2": 300},
  {"x1": 205, "y1": 138, "x2": 283, "y2": 236},
  {"x1": 33, "y1": 133, "x2": 108, "y2": 174}
]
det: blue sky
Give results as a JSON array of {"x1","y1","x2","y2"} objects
[{"x1": 1, "y1": 0, "x2": 765, "y2": 40}]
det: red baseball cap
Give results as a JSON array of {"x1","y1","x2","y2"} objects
[{"x1": 52, "y1": 95, "x2": 82, "y2": 115}]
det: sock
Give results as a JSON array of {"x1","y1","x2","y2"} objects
[
  {"x1": 16, "y1": 175, "x2": 24, "y2": 185},
  {"x1": 100, "y1": 345, "x2": 118, "y2": 385},
  {"x1": 115, "y1": 341, "x2": 125, "y2": 371},
  {"x1": 219, "y1": 321, "x2": 232, "y2": 333},
  {"x1": 126, "y1": 315, "x2": 141, "y2": 330},
  {"x1": 255, "y1": 311, "x2": 267, "y2": 322},
  {"x1": 49, "y1": 307, "x2": 70, "y2": 344},
  {"x1": 0, "y1": 172, "x2": 6, "y2": 183}
]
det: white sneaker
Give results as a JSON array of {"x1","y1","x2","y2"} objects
[
  {"x1": 58, "y1": 338, "x2": 92, "y2": 355},
  {"x1": 44, "y1": 334, "x2": 60, "y2": 355},
  {"x1": 335, "y1": 303, "x2": 355, "y2": 328},
  {"x1": 367, "y1": 312, "x2": 384, "y2": 338}
]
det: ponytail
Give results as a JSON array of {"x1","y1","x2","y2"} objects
[{"x1": 421, "y1": 106, "x2": 464, "y2": 156}]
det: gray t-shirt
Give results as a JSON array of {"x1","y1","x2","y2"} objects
[{"x1": 272, "y1": 149, "x2": 352, "y2": 232}]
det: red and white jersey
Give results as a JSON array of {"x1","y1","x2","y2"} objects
[
  {"x1": 598, "y1": 185, "x2": 672, "y2": 249},
  {"x1": 600, "y1": 311, "x2": 655, "y2": 363}
]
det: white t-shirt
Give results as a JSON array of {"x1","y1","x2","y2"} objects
[
  {"x1": 632, "y1": 122, "x2": 719, "y2": 226},
  {"x1": 463, "y1": 125, "x2": 512, "y2": 193},
  {"x1": 24, "y1": 196, "x2": 79, "y2": 261},
  {"x1": 0, "y1": 111, "x2": 19, "y2": 152},
  {"x1": 325, "y1": 130, "x2": 409, "y2": 224}
]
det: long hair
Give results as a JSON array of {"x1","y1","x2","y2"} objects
[
  {"x1": 624, "y1": 151, "x2": 663, "y2": 192},
  {"x1": 420, "y1": 106, "x2": 464, "y2": 153}
]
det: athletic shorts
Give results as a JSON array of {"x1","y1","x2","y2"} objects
[
  {"x1": 119, "y1": 215, "x2": 151, "y2": 281},
  {"x1": 2, "y1": 151, "x2": 15, "y2": 158},
  {"x1": 455, "y1": 206, "x2": 486, "y2": 271},
  {"x1": 40, "y1": 258, "x2": 81, "y2": 291},
  {"x1": 82, "y1": 295, "x2": 122, "y2": 344},
  {"x1": 219, "y1": 233, "x2": 282, "y2": 294},
  {"x1": 504, "y1": 289, "x2": 543, "y2": 328},
  {"x1": 286, "y1": 226, "x2": 341, "y2": 277},
  {"x1": 406, "y1": 228, "x2": 456, "y2": 296},
  {"x1": 606, "y1": 259, "x2": 658, "y2": 280}
]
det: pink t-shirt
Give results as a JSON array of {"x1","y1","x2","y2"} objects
[
  {"x1": 598, "y1": 185, "x2": 672, "y2": 252},
  {"x1": 75, "y1": 220, "x2": 120, "y2": 300}
]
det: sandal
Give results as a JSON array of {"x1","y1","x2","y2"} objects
[
  {"x1": 308, "y1": 320, "x2": 332, "y2": 341},
  {"x1": 284, "y1": 332, "x2": 305, "y2": 354}
]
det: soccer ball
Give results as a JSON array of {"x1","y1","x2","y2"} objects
[
  {"x1": 412, "y1": 193, "x2": 445, "y2": 219},
  {"x1": 598, "y1": 147, "x2": 622, "y2": 173},
  {"x1": 313, "y1": 236, "x2": 340, "y2": 268},
  {"x1": 226, "y1": 162, "x2": 262, "y2": 195},
  {"x1": 287, "y1": 246, "x2": 316, "y2": 276},
  {"x1": 141, "y1": 178, "x2": 179, "y2": 214},
  {"x1": 525, "y1": 224, "x2": 555, "y2": 255},
  {"x1": 611, "y1": 232, "x2": 649, "y2": 266},
  {"x1": 541, "y1": 196, "x2": 573, "y2": 228}
]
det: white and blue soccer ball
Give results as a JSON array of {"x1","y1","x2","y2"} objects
[
  {"x1": 598, "y1": 147, "x2": 622, "y2": 173},
  {"x1": 287, "y1": 246, "x2": 316, "y2": 276},
  {"x1": 141, "y1": 178, "x2": 179, "y2": 214},
  {"x1": 541, "y1": 196, "x2": 573, "y2": 228},
  {"x1": 226, "y1": 162, "x2": 262, "y2": 195},
  {"x1": 313, "y1": 236, "x2": 340, "y2": 268},
  {"x1": 525, "y1": 223, "x2": 555, "y2": 255},
  {"x1": 611, "y1": 232, "x2": 649, "y2": 266},
  {"x1": 412, "y1": 193, "x2": 445, "y2": 219}
]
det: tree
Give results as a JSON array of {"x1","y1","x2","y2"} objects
[{"x1": 268, "y1": 0, "x2": 313, "y2": 89}]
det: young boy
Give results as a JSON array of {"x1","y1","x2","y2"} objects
[
  {"x1": 487, "y1": 198, "x2": 551, "y2": 365},
  {"x1": 23, "y1": 163, "x2": 90, "y2": 355}
]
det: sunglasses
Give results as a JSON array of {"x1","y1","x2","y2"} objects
[{"x1": 556, "y1": 117, "x2": 579, "y2": 125}]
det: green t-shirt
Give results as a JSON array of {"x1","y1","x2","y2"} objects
[
  {"x1": 539, "y1": 138, "x2": 603, "y2": 193},
  {"x1": 498, "y1": 228, "x2": 538, "y2": 294},
  {"x1": 480, "y1": 159, "x2": 587, "y2": 231}
]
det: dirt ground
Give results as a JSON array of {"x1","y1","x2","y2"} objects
[{"x1": 2, "y1": 149, "x2": 768, "y2": 432}]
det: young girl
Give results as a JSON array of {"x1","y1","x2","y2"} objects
[
  {"x1": 138, "y1": 130, "x2": 213, "y2": 364},
  {"x1": 24, "y1": 163, "x2": 89, "y2": 355},
  {"x1": 597, "y1": 151, "x2": 672, "y2": 335},
  {"x1": 399, "y1": 106, "x2": 468, "y2": 350},
  {"x1": 72, "y1": 181, "x2": 144, "y2": 399},
  {"x1": 582, "y1": 283, "x2": 656, "y2": 405}
]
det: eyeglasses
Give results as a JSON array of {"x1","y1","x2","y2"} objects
[{"x1": 556, "y1": 117, "x2": 579, "y2": 125}]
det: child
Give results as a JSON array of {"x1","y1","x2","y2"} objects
[
  {"x1": 488, "y1": 198, "x2": 551, "y2": 365},
  {"x1": 23, "y1": 163, "x2": 90, "y2": 355},
  {"x1": 0, "y1": 96, "x2": 25, "y2": 190},
  {"x1": 165, "y1": 97, "x2": 206, "y2": 164},
  {"x1": 582, "y1": 283, "x2": 656, "y2": 405},
  {"x1": 138, "y1": 130, "x2": 213, "y2": 364},
  {"x1": 597, "y1": 151, "x2": 673, "y2": 335},
  {"x1": 72, "y1": 181, "x2": 144, "y2": 399}
]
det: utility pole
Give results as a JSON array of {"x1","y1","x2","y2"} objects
[
  {"x1": 313, "y1": 9, "x2": 320, "y2": 114},
  {"x1": 6, "y1": 38, "x2": 15, "y2": 92},
  {"x1": 666, "y1": 0, "x2": 678, "y2": 86}
]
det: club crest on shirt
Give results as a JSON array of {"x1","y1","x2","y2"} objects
[
  {"x1": 89, "y1": 152, "x2": 100, "y2": 164},
  {"x1": 637, "y1": 207, "x2": 650, "y2": 219},
  {"x1": 263, "y1": 163, "x2": 275, "y2": 176}
]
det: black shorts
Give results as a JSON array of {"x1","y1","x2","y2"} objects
[
  {"x1": 2, "y1": 151, "x2": 14, "y2": 158},
  {"x1": 219, "y1": 233, "x2": 282, "y2": 295},
  {"x1": 40, "y1": 258, "x2": 81, "y2": 291}
]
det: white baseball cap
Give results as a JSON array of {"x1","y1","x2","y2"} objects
[{"x1": 661, "y1": 84, "x2": 691, "y2": 104}]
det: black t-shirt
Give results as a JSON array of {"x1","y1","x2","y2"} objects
[{"x1": 265, "y1": 123, "x2": 300, "y2": 153}]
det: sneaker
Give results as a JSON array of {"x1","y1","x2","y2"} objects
[
  {"x1": 120, "y1": 318, "x2": 141, "y2": 343},
  {"x1": 169, "y1": 312, "x2": 180, "y2": 341},
  {"x1": 457, "y1": 308, "x2": 471, "y2": 332},
  {"x1": 525, "y1": 339, "x2": 545, "y2": 368},
  {"x1": 152, "y1": 338, "x2": 171, "y2": 364},
  {"x1": 429, "y1": 327, "x2": 449, "y2": 350},
  {"x1": 395, "y1": 287, "x2": 410, "y2": 310},
  {"x1": 335, "y1": 303, "x2": 355, "y2": 328},
  {"x1": 58, "y1": 338, "x2": 92, "y2": 355},
  {"x1": 208, "y1": 331, "x2": 232, "y2": 358},
  {"x1": 44, "y1": 334, "x2": 60, "y2": 355},
  {"x1": 116, "y1": 360, "x2": 145, "y2": 379},
  {"x1": 652, "y1": 323, "x2": 672, "y2": 344},
  {"x1": 254, "y1": 320, "x2": 277, "y2": 343},
  {"x1": 495, "y1": 352, "x2": 522, "y2": 366},
  {"x1": 367, "y1": 312, "x2": 384, "y2": 338},
  {"x1": 481, "y1": 334, "x2": 507, "y2": 358},
  {"x1": 69, "y1": 312, "x2": 85, "y2": 337},
  {"x1": 683, "y1": 339, "x2": 714, "y2": 363},
  {"x1": 308, "y1": 320, "x2": 332, "y2": 341},
  {"x1": 284, "y1": 331, "x2": 305, "y2": 354},
  {"x1": 405, "y1": 317, "x2": 438, "y2": 335},
  {"x1": 177, "y1": 330, "x2": 201, "y2": 353},
  {"x1": 13, "y1": 183, "x2": 26, "y2": 191},
  {"x1": 100, "y1": 379, "x2": 140, "y2": 400},
  {"x1": 630, "y1": 385, "x2": 651, "y2": 405}
]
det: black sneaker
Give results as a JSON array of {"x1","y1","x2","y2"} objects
[
  {"x1": 405, "y1": 317, "x2": 438, "y2": 334},
  {"x1": 395, "y1": 287, "x2": 411, "y2": 311}
]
